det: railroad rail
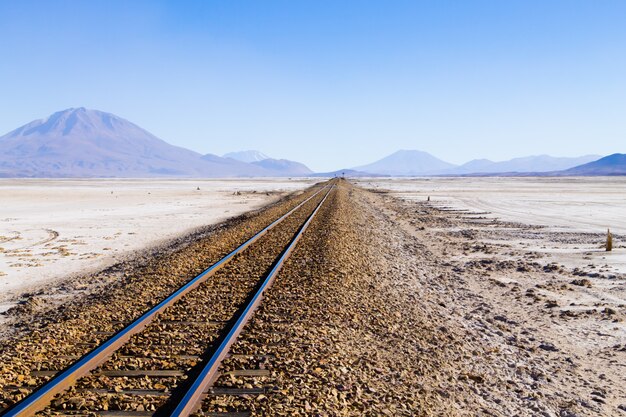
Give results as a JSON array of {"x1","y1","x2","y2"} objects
[{"x1": 1, "y1": 180, "x2": 335, "y2": 417}]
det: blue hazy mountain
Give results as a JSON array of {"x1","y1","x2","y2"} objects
[
  {"x1": 353, "y1": 150, "x2": 606, "y2": 176},
  {"x1": 251, "y1": 158, "x2": 313, "y2": 176},
  {"x1": 0, "y1": 108, "x2": 268, "y2": 177},
  {"x1": 223, "y1": 150, "x2": 313, "y2": 176},
  {"x1": 353, "y1": 150, "x2": 457, "y2": 175},
  {"x1": 449, "y1": 154, "x2": 601, "y2": 174},
  {"x1": 559, "y1": 153, "x2": 626, "y2": 175},
  {"x1": 311, "y1": 169, "x2": 382, "y2": 178},
  {"x1": 223, "y1": 150, "x2": 270, "y2": 163}
]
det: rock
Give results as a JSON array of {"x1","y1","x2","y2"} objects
[{"x1": 538, "y1": 343, "x2": 559, "y2": 352}]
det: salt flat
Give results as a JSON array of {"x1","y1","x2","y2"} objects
[
  {"x1": 358, "y1": 177, "x2": 626, "y2": 272},
  {"x1": 0, "y1": 178, "x2": 317, "y2": 306},
  {"x1": 357, "y1": 177, "x2": 626, "y2": 234}
]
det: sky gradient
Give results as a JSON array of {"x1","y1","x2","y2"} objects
[{"x1": 1, "y1": 1, "x2": 625, "y2": 171}]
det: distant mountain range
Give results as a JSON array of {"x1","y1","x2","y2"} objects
[
  {"x1": 251, "y1": 158, "x2": 313, "y2": 175},
  {"x1": 311, "y1": 169, "x2": 381, "y2": 178},
  {"x1": 353, "y1": 150, "x2": 600, "y2": 176},
  {"x1": 450, "y1": 154, "x2": 601, "y2": 174},
  {"x1": 224, "y1": 150, "x2": 313, "y2": 175},
  {"x1": 223, "y1": 150, "x2": 270, "y2": 163},
  {"x1": 0, "y1": 108, "x2": 311, "y2": 177},
  {"x1": 0, "y1": 108, "x2": 623, "y2": 177},
  {"x1": 283, "y1": 152, "x2": 626, "y2": 177}
]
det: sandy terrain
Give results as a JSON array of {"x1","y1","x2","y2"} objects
[{"x1": 0, "y1": 179, "x2": 317, "y2": 310}]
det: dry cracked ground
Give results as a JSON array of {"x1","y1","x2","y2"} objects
[{"x1": 1, "y1": 180, "x2": 625, "y2": 416}]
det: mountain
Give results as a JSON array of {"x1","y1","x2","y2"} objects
[
  {"x1": 311, "y1": 169, "x2": 382, "y2": 178},
  {"x1": 453, "y1": 159, "x2": 495, "y2": 173},
  {"x1": 0, "y1": 108, "x2": 269, "y2": 178},
  {"x1": 251, "y1": 158, "x2": 313, "y2": 176},
  {"x1": 222, "y1": 150, "x2": 313, "y2": 176},
  {"x1": 449, "y1": 154, "x2": 601, "y2": 174},
  {"x1": 223, "y1": 150, "x2": 270, "y2": 163},
  {"x1": 559, "y1": 153, "x2": 626, "y2": 175},
  {"x1": 353, "y1": 150, "x2": 456, "y2": 176}
]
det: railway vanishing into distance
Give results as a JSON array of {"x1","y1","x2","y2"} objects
[{"x1": 1, "y1": 179, "x2": 338, "y2": 417}]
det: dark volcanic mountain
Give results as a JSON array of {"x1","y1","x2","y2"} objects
[
  {"x1": 0, "y1": 108, "x2": 269, "y2": 177},
  {"x1": 559, "y1": 153, "x2": 626, "y2": 175}
]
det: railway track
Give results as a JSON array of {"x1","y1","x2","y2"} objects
[{"x1": 1, "y1": 180, "x2": 336, "y2": 417}]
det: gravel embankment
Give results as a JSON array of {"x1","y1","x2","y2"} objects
[
  {"x1": 37, "y1": 185, "x2": 329, "y2": 414},
  {"x1": 201, "y1": 181, "x2": 470, "y2": 416}
]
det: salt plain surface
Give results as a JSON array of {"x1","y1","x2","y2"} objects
[
  {"x1": 357, "y1": 177, "x2": 626, "y2": 233},
  {"x1": 356, "y1": 176, "x2": 626, "y2": 273},
  {"x1": 0, "y1": 178, "x2": 317, "y2": 305},
  {"x1": 2, "y1": 177, "x2": 624, "y2": 303}
]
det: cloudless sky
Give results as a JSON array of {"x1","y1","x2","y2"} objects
[{"x1": 1, "y1": 1, "x2": 625, "y2": 171}]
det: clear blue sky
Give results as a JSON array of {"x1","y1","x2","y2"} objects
[{"x1": 1, "y1": 1, "x2": 625, "y2": 171}]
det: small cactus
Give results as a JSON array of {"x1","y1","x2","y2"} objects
[{"x1": 606, "y1": 229, "x2": 613, "y2": 252}]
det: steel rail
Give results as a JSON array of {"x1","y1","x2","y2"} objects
[
  {"x1": 1, "y1": 182, "x2": 331, "y2": 417},
  {"x1": 169, "y1": 184, "x2": 335, "y2": 417}
]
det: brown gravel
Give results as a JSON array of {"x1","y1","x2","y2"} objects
[
  {"x1": 0, "y1": 182, "x2": 325, "y2": 410},
  {"x1": 200, "y1": 181, "x2": 465, "y2": 416}
]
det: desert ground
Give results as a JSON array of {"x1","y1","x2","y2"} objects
[
  {"x1": 359, "y1": 177, "x2": 626, "y2": 273},
  {"x1": 357, "y1": 177, "x2": 626, "y2": 233},
  {"x1": 355, "y1": 177, "x2": 626, "y2": 415},
  {"x1": 0, "y1": 177, "x2": 624, "y2": 416},
  {"x1": 0, "y1": 179, "x2": 317, "y2": 312}
]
